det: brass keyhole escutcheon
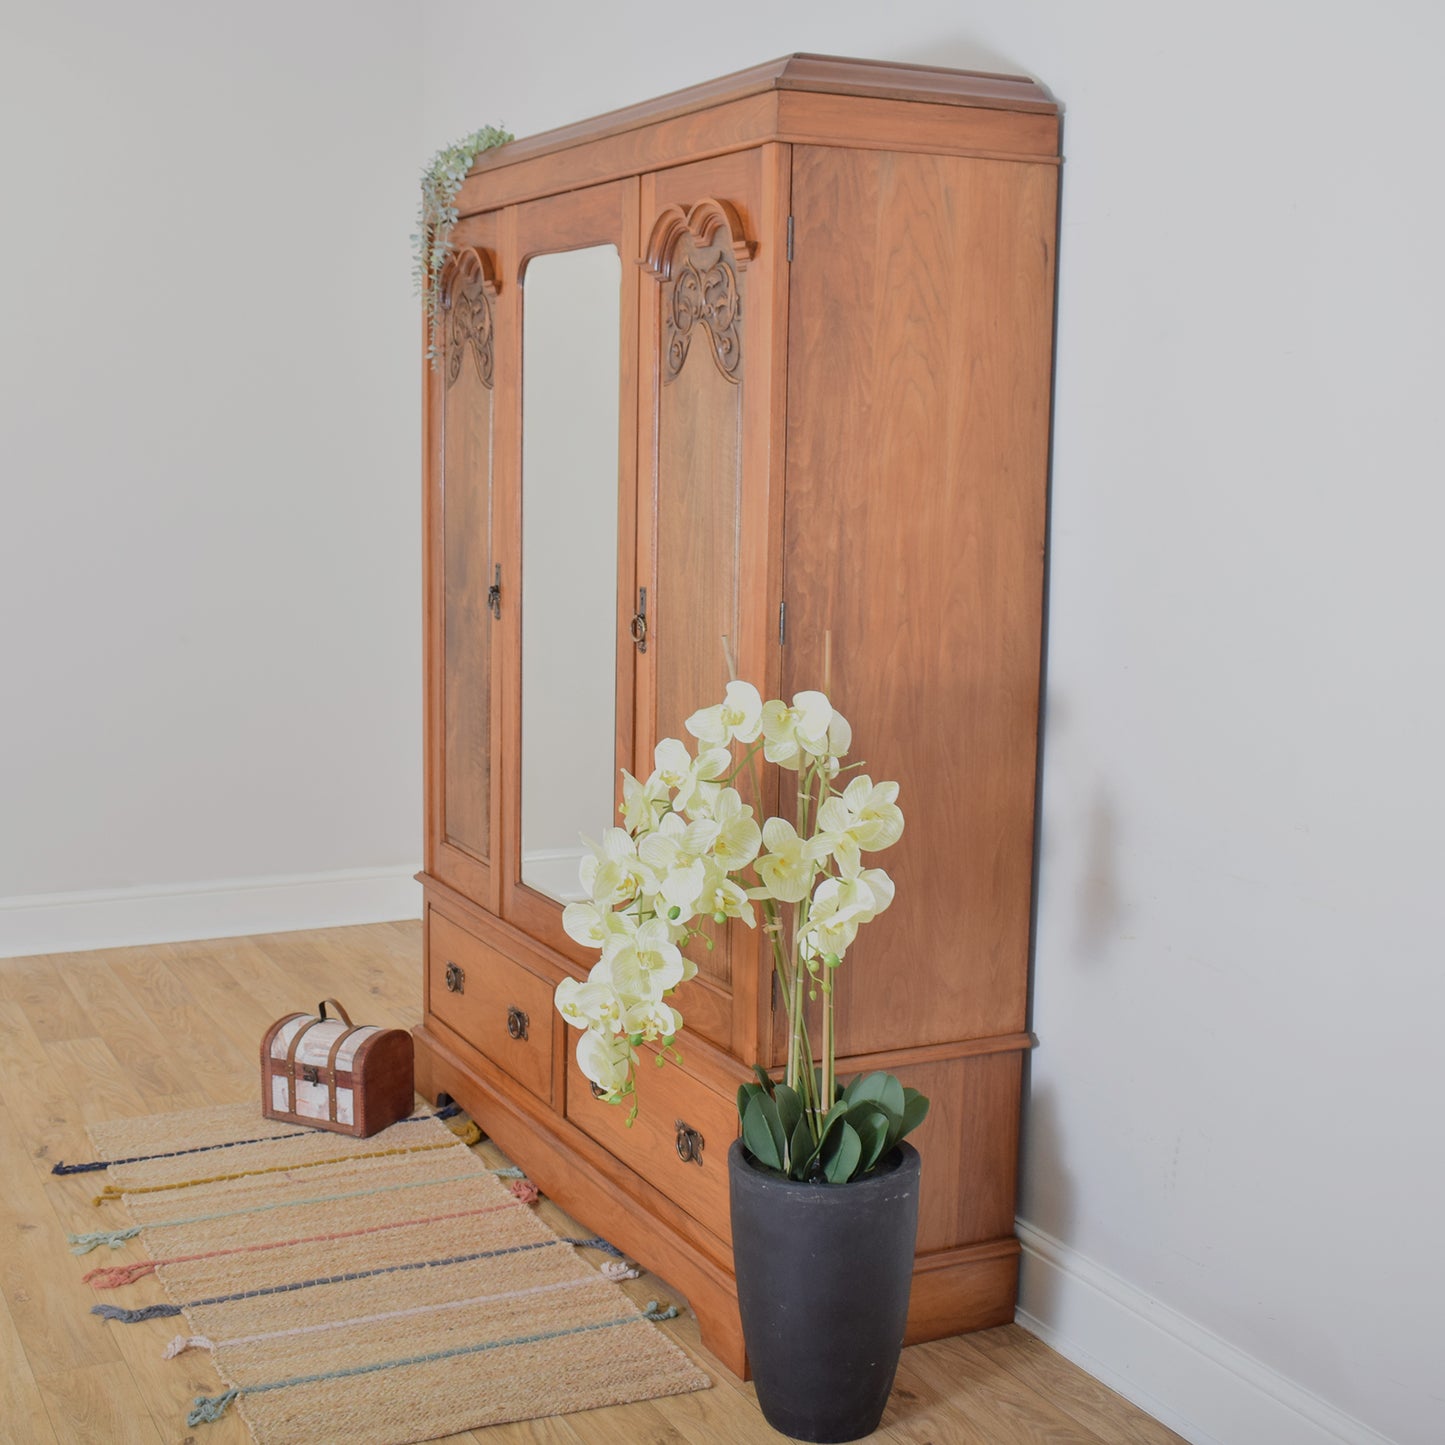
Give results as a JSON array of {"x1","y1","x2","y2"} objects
[
  {"x1": 506, "y1": 1006, "x2": 529, "y2": 1041},
  {"x1": 630, "y1": 587, "x2": 648, "y2": 652},
  {"x1": 675, "y1": 1120, "x2": 704, "y2": 1166},
  {"x1": 444, "y1": 961, "x2": 465, "y2": 994}
]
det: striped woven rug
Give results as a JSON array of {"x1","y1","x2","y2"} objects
[{"x1": 67, "y1": 1102, "x2": 709, "y2": 1443}]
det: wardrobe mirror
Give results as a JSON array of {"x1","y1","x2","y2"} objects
[{"x1": 520, "y1": 244, "x2": 622, "y2": 904}]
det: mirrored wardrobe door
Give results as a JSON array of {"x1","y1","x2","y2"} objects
[
  {"x1": 428, "y1": 234, "x2": 504, "y2": 910},
  {"x1": 519, "y1": 243, "x2": 622, "y2": 904},
  {"x1": 502, "y1": 180, "x2": 640, "y2": 964}
]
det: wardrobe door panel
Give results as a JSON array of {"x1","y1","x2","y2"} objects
[
  {"x1": 637, "y1": 152, "x2": 782, "y2": 1055},
  {"x1": 428, "y1": 232, "x2": 504, "y2": 908}
]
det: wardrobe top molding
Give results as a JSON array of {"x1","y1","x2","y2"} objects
[{"x1": 453, "y1": 53, "x2": 1061, "y2": 217}]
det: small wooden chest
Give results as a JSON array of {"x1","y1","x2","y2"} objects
[{"x1": 261, "y1": 999, "x2": 414, "y2": 1138}]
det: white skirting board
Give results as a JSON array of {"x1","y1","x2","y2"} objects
[
  {"x1": 1015, "y1": 1221, "x2": 1398, "y2": 1445},
  {"x1": 0, "y1": 866, "x2": 423, "y2": 959}
]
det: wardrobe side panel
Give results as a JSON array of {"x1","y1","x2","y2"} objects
[{"x1": 782, "y1": 145, "x2": 1057, "y2": 1052}]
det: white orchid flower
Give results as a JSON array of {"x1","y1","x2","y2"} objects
[
  {"x1": 798, "y1": 885, "x2": 862, "y2": 961},
  {"x1": 753, "y1": 816, "x2": 827, "y2": 902},
  {"x1": 620, "y1": 769, "x2": 670, "y2": 834},
  {"x1": 579, "y1": 828, "x2": 656, "y2": 909},
  {"x1": 700, "y1": 869, "x2": 756, "y2": 927},
  {"x1": 622, "y1": 997, "x2": 683, "y2": 1043},
  {"x1": 576, "y1": 1028, "x2": 632, "y2": 1095},
  {"x1": 761, "y1": 691, "x2": 834, "y2": 770},
  {"x1": 602, "y1": 918, "x2": 686, "y2": 1001},
  {"x1": 561, "y1": 899, "x2": 637, "y2": 951},
  {"x1": 708, "y1": 787, "x2": 762, "y2": 870},
  {"x1": 686, "y1": 680, "x2": 764, "y2": 747},
  {"x1": 555, "y1": 975, "x2": 626, "y2": 1032},
  {"x1": 637, "y1": 812, "x2": 722, "y2": 922},
  {"x1": 652, "y1": 737, "x2": 732, "y2": 814},
  {"x1": 818, "y1": 710, "x2": 853, "y2": 778},
  {"x1": 800, "y1": 869, "x2": 895, "y2": 960},
  {"x1": 817, "y1": 776, "x2": 904, "y2": 877},
  {"x1": 855, "y1": 867, "x2": 896, "y2": 916}
]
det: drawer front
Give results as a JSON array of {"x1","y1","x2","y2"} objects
[
  {"x1": 428, "y1": 909, "x2": 554, "y2": 1104},
  {"x1": 565, "y1": 1043, "x2": 738, "y2": 1245}
]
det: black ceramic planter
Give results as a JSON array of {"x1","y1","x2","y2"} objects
[{"x1": 729, "y1": 1138, "x2": 921, "y2": 1443}]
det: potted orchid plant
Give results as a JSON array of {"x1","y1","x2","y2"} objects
[{"x1": 555, "y1": 681, "x2": 928, "y2": 1443}]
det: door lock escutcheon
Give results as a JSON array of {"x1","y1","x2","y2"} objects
[{"x1": 630, "y1": 587, "x2": 648, "y2": 652}]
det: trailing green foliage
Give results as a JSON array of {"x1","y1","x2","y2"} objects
[
  {"x1": 412, "y1": 124, "x2": 513, "y2": 366},
  {"x1": 737, "y1": 1069, "x2": 929, "y2": 1183}
]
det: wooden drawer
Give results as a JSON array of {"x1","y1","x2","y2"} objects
[
  {"x1": 565, "y1": 1043, "x2": 738, "y2": 1245},
  {"x1": 428, "y1": 909, "x2": 554, "y2": 1105}
]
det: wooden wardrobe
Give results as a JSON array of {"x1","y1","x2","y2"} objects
[{"x1": 414, "y1": 54, "x2": 1060, "y2": 1376}]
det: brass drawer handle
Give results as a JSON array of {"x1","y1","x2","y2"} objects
[
  {"x1": 506, "y1": 1006, "x2": 529, "y2": 1041},
  {"x1": 675, "y1": 1120, "x2": 704, "y2": 1166},
  {"x1": 444, "y1": 961, "x2": 465, "y2": 994}
]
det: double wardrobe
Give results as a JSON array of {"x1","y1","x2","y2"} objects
[{"x1": 412, "y1": 54, "x2": 1061, "y2": 1374}]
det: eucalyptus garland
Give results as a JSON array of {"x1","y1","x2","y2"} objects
[{"x1": 413, "y1": 124, "x2": 513, "y2": 365}]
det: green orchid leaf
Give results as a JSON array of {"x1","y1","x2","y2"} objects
[
  {"x1": 773, "y1": 1084, "x2": 803, "y2": 1142},
  {"x1": 900, "y1": 1088, "x2": 931, "y2": 1140},
  {"x1": 743, "y1": 1093, "x2": 785, "y2": 1170},
  {"x1": 736, "y1": 1082, "x2": 766, "y2": 1123},
  {"x1": 787, "y1": 1110, "x2": 814, "y2": 1179},
  {"x1": 846, "y1": 1101, "x2": 893, "y2": 1173},
  {"x1": 752, "y1": 1064, "x2": 774, "y2": 1094},
  {"x1": 821, "y1": 1121, "x2": 863, "y2": 1183},
  {"x1": 845, "y1": 1071, "x2": 906, "y2": 1121}
]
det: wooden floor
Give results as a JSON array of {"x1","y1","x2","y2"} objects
[{"x1": 0, "y1": 923, "x2": 1185, "y2": 1445}]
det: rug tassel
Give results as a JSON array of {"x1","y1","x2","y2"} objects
[
  {"x1": 91, "y1": 1185, "x2": 125, "y2": 1206},
  {"x1": 164, "y1": 1334, "x2": 213, "y2": 1359},
  {"x1": 433, "y1": 1102, "x2": 462, "y2": 1120},
  {"x1": 93, "y1": 1302, "x2": 182, "y2": 1323},
  {"x1": 187, "y1": 1389, "x2": 239, "y2": 1425},
  {"x1": 447, "y1": 1119, "x2": 482, "y2": 1145},
  {"x1": 561, "y1": 1235, "x2": 624, "y2": 1257},
  {"x1": 50, "y1": 1158, "x2": 110, "y2": 1175},
  {"x1": 69, "y1": 1226, "x2": 142, "y2": 1254},
  {"x1": 601, "y1": 1260, "x2": 640, "y2": 1281},
  {"x1": 643, "y1": 1301, "x2": 680, "y2": 1321},
  {"x1": 490, "y1": 1165, "x2": 525, "y2": 1178},
  {"x1": 83, "y1": 1260, "x2": 157, "y2": 1288}
]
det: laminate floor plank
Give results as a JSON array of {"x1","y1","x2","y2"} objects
[
  {"x1": 0, "y1": 1000, "x2": 97, "y2": 1179},
  {"x1": 0, "y1": 954, "x2": 96, "y2": 1042},
  {"x1": 0, "y1": 1100, "x2": 120, "y2": 1376},
  {"x1": 968, "y1": 1325, "x2": 1189, "y2": 1445},
  {"x1": 93, "y1": 947, "x2": 247, "y2": 1106},
  {"x1": 35, "y1": 1360, "x2": 166, "y2": 1445},
  {"x1": 164, "y1": 938, "x2": 298, "y2": 1093},
  {"x1": 0, "y1": 1289, "x2": 60, "y2": 1445},
  {"x1": 56, "y1": 965, "x2": 200, "y2": 1109},
  {"x1": 2, "y1": 925, "x2": 1182, "y2": 1445},
  {"x1": 893, "y1": 1336, "x2": 1105, "y2": 1445},
  {"x1": 44, "y1": 1037, "x2": 154, "y2": 1124}
]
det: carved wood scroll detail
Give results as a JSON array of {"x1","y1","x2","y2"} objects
[
  {"x1": 443, "y1": 247, "x2": 499, "y2": 389},
  {"x1": 643, "y1": 200, "x2": 756, "y2": 385}
]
